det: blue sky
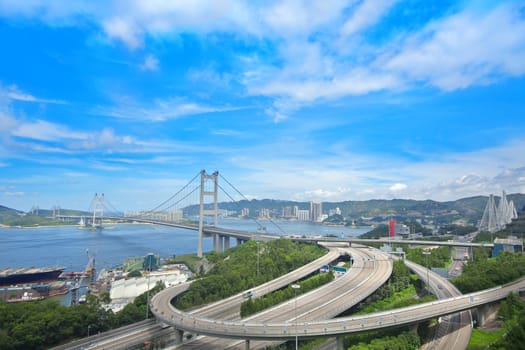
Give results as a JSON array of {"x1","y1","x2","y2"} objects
[{"x1": 1, "y1": 0, "x2": 525, "y2": 212}]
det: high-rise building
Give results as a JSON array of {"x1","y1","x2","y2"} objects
[
  {"x1": 328, "y1": 207, "x2": 341, "y2": 216},
  {"x1": 310, "y1": 201, "x2": 323, "y2": 222},
  {"x1": 297, "y1": 209, "x2": 310, "y2": 221},
  {"x1": 241, "y1": 208, "x2": 250, "y2": 217},
  {"x1": 282, "y1": 206, "x2": 293, "y2": 218},
  {"x1": 259, "y1": 208, "x2": 270, "y2": 219}
]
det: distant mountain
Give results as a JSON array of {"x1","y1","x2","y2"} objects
[
  {"x1": 0, "y1": 205, "x2": 24, "y2": 216},
  {"x1": 184, "y1": 193, "x2": 525, "y2": 227},
  {"x1": 0, "y1": 205, "x2": 26, "y2": 226},
  {"x1": 3, "y1": 193, "x2": 524, "y2": 228},
  {"x1": 0, "y1": 205, "x2": 89, "y2": 227}
]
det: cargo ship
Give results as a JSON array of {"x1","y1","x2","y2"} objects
[{"x1": 0, "y1": 267, "x2": 65, "y2": 286}]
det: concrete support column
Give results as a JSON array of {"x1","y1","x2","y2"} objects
[
  {"x1": 224, "y1": 236, "x2": 230, "y2": 250},
  {"x1": 409, "y1": 323, "x2": 419, "y2": 333},
  {"x1": 336, "y1": 336, "x2": 345, "y2": 350},
  {"x1": 476, "y1": 304, "x2": 492, "y2": 327},
  {"x1": 213, "y1": 233, "x2": 220, "y2": 252},
  {"x1": 174, "y1": 329, "x2": 184, "y2": 344},
  {"x1": 245, "y1": 339, "x2": 250, "y2": 350},
  {"x1": 237, "y1": 238, "x2": 244, "y2": 245}
]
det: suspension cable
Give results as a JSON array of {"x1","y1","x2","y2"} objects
[
  {"x1": 219, "y1": 174, "x2": 287, "y2": 235},
  {"x1": 217, "y1": 183, "x2": 268, "y2": 230},
  {"x1": 147, "y1": 171, "x2": 201, "y2": 213},
  {"x1": 104, "y1": 199, "x2": 123, "y2": 216},
  {"x1": 162, "y1": 184, "x2": 200, "y2": 212}
]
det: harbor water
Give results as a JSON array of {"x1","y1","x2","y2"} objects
[{"x1": 0, "y1": 219, "x2": 370, "y2": 273}]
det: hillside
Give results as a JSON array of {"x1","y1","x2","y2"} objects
[
  {"x1": 0, "y1": 205, "x2": 89, "y2": 227},
  {"x1": 3, "y1": 193, "x2": 524, "y2": 228},
  {"x1": 0, "y1": 205, "x2": 22, "y2": 214},
  {"x1": 185, "y1": 193, "x2": 525, "y2": 226}
]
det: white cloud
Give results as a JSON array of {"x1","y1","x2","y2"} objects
[
  {"x1": 245, "y1": 2, "x2": 525, "y2": 118},
  {"x1": 4, "y1": 2, "x2": 524, "y2": 108},
  {"x1": 254, "y1": 68, "x2": 400, "y2": 102},
  {"x1": 0, "y1": 113, "x2": 17, "y2": 133},
  {"x1": 187, "y1": 67, "x2": 232, "y2": 88},
  {"x1": 100, "y1": 0, "x2": 261, "y2": 48},
  {"x1": 13, "y1": 119, "x2": 86, "y2": 141},
  {"x1": 303, "y1": 187, "x2": 353, "y2": 201},
  {"x1": 382, "y1": 3, "x2": 525, "y2": 91},
  {"x1": 4, "y1": 191, "x2": 24, "y2": 197},
  {"x1": 341, "y1": 0, "x2": 397, "y2": 37},
  {"x1": 211, "y1": 129, "x2": 241, "y2": 136},
  {"x1": 140, "y1": 54, "x2": 159, "y2": 71},
  {"x1": 0, "y1": 0, "x2": 94, "y2": 23},
  {"x1": 1, "y1": 85, "x2": 65, "y2": 104},
  {"x1": 103, "y1": 16, "x2": 143, "y2": 49},
  {"x1": 389, "y1": 183, "x2": 407, "y2": 192},
  {"x1": 95, "y1": 96, "x2": 240, "y2": 121},
  {"x1": 224, "y1": 136, "x2": 525, "y2": 202},
  {"x1": 3, "y1": 115, "x2": 143, "y2": 154},
  {"x1": 261, "y1": 0, "x2": 348, "y2": 36}
]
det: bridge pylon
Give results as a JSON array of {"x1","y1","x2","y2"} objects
[
  {"x1": 92, "y1": 193, "x2": 104, "y2": 228},
  {"x1": 198, "y1": 170, "x2": 218, "y2": 258}
]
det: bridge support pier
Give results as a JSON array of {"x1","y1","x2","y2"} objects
[
  {"x1": 174, "y1": 328, "x2": 184, "y2": 344},
  {"x1": 223, "y1": 236, "x2": 230, "y2": 250},
  {"x1": 237, "y1": 238, "x2": 245, "y2": 245},
  {"x1": 409, "y1": 323, "x2": 418, "y2": 333},
  {"x1": 245, "y1": 339, "x2": 250, "y2": 350},
  {"x1": 213, "y1": 233, "x2": 222, "y2": 252},
  {"x1": 475, "y1": 303, "x2": 498, "y2": 327},
  {"x1": 336, "y1": 336, "x2": 345, "y2": 350}
]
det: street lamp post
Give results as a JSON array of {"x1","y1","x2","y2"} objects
[
  {"x1": 146, "y1": 254, "x2": 153, "y2": 319},
  {"x1": 291, "y1": 284, "x2": 301, "y2": 350},
  {"x1": 257, "y1": 241, "x2": 260, "y2": 278},
  {"x1": 423, "y1": 250, "x2": 431, "y2": 295},
  {"x1": 87, "y1": 324, "x2": 91, "y2": 337}
]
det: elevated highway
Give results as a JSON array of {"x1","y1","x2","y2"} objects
[
  {"x1": 52, "y1": 243, "x2": 347, "y2": 349},
  {"x1": 50, "y1": 319, "x2": 167, "y2": 350},
  {"x1": 172, "y1": 245, "x2": 392, "y2": 349},
  {"x1": 151, "y1": 267, "x2": 525, "y2": 345},
  {"x1": 104, "y1": 216, "x2": 493, "y2": 249},
  {"x1": 312, "y1": 259, "x2": 473, "y2": 350},
  {"x1": 190, "y1": 242, "x2": 342, "y2": 321}
]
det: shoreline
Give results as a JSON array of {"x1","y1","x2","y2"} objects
[{"x1": 0, "y1": 224, "x2": 81, "y2": 230}]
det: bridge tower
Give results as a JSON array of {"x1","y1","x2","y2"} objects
[
  {"x1": 198, "y1": 170, "x2": 219, "y2": 258},
  {"x1": 92, "y1": 193, "x2": 105, "y2": 228}
]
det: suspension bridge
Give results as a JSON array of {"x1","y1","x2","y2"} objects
[
  {"x1": 75, "y1": 170, "x2": 287, "y2": 258},
  {"x1": 52, "y1": 169, "x2": 514, "y2": 350},
  {"x1": 55, "y1": 169, "x2": 494, "y2": 265}
]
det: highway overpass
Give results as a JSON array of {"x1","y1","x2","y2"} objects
[
  {"x1": 173, "y1": 245, "x2": 392, "y2": 349},
  {"x1": 151, "y1": 266, "x2": 524, "y2": 346}
]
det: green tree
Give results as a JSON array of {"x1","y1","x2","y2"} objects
[
  {"x1": 127, "y1": 270, "x2": 143, "y2": 278},
  {"x1": 175, "y1": 240, "x2": 325, "y2": 310},
  {"x1": 452, "y1": 252, "x2": 525, "y2": 293}
]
